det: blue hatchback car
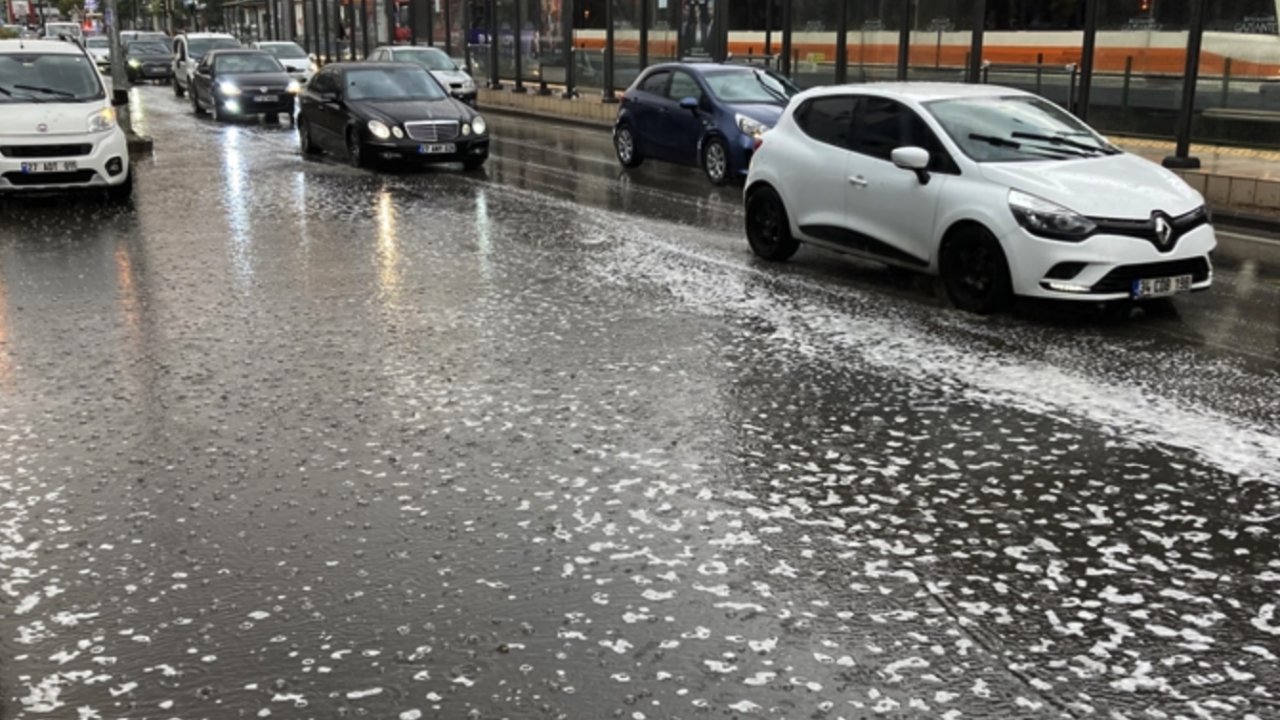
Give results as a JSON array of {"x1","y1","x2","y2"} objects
[{"x1": 613, "y1": 63, "x2": 801, "y2": 186}]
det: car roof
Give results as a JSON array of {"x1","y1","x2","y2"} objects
[
  {"x1": 640, "y1": 62, "x2": 765, "y2": 76},
  {"x1": 800, "y1": 82, "x2": 1033, "y2": 103},
  {"x1": 209, "y1": 49, "x2": 271, "y2": 57},
  {"x1": 329, "y1": 61, "x2": 425, "y2": 71},
  {"x1": 256, "y1": 41, "x2": 299, "y2": 46},
  {"x1": 0, "y1": 39, "x2": 85, "y2": 55},
  {"x1": 182, "y1": 33, "x2": 236, "y2": 39}
]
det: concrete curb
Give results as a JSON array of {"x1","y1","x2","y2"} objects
[{"x1": 483, "y1": 103, "x2": 613, "y2": 133}]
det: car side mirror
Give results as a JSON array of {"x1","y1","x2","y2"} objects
[
  {"x1": 679, "y1": 96, "x2": 699, "y2": 112},
  {"x1": 891, "y1": 146, "x2": 932, "y2": 185}
]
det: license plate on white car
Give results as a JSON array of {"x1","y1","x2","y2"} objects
[
  {"x1": 253, "y1": 94, "x2": 278, "y2": 102},
  {"x1": 1131, "y1": 274, "x2": 1193, "y2": 298},
  {"x1": 20, "y1": 161, "x2": 78, "y2": 173},
  {"x1": 418, "y1": 143, "x2": 455, "y2": 155}
]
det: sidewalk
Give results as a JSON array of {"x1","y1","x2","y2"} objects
[{"x1": 477, "y1": 87, "x2": 1280, "y2": 224}]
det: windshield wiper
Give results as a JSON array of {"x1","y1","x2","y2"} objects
[
  {"x1": 0, "y1": 85, "x2": 12, "y2": 97},
  {"x1": 13, "y1": 84, "x2": 76, "y2": 98},
  {"x1": 968, "y1": 133, "x2": 1021, "y2": 148},
  {"x1": 968, "y1": 133, "x2": 1079, "y2": 160},
  {"x1": 752, "y1": 70, "x2": 789, "y2": 102},
  {"x1": 1011, "y1": 131, "x2": 1119, "y2": 155}
]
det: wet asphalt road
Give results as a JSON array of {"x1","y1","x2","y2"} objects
[{"x1": 1, "y1": 85, "x2": 1279, "y2": 720}]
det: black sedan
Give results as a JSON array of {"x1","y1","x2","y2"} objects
[
  {"x1": 190, "y1": 49, "x2": 300, "y2": 123},
  {"x1": 124, "y1": 41, "x2": 174, "y2": 84},
  {"x1": 296, "y1": 62, "x2": 489, "y2": 170}
]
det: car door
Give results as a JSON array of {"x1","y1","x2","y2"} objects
[
  {"x1": 625, "y1": 70, "x2": 669, "y2": 161},
  {"x1": 661, "y1": 70, "x2": 707, "y2": 168},
  {"x1": 781, "y1": 95, "x2": 857, "y2": 245},
  {"x1": 193, "y1": 57, "x2": 213, "y2": 107},
  {"x1": 844, "y1": 95, "x2": 953, "y2": 268},
  {"x1": 305, "y1": 69, "x2": 345, "y2": 150}
]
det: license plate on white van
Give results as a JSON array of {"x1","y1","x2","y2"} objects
[
  {"x1": 20, "y1": 161, "x2": 78, "y2": 173},
  {"x1": 1131, "y1": 274, "x2": 1193, "y2": 298}
]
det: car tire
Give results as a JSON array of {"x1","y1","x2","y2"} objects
[
  {"x1": 614, "y1": 124, "x2": 643, "y2": 168},
  {"x1": 211, "y1": 96, "x2": 223, "y2": 123},
  {"x1": 745, "y1": 185, "x2": 799, "y2": 262},
  {"x1": 940, "y1": 227, "x2": 1013, "y2": 315},
  {"x1": 702, "y1": 137, "x2": 729, "y2": 186},
  {"x1": 347, "y1": 128, "x2": 367, "y2": 169},
  {"x1": 106, "y1": 167, "x2": 133, "y2": 204},
  {"x1": 173, "y1": 75, "x2": 185, "y2": 98},
  {"x1": 299, "y1": 118, "x2": 321, "y2": 155}
]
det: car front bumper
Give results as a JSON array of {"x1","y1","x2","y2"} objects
[
  {"x1": 0, "y1": 129, "x2": 130, "y2": 192},
  {"x1": 217, "y1": 92, "x2": 297, "y2": 116},
  {"x1": 1001, "y1": 222, "x2": 1217, "y2": 301},
  {"x1": 366, "y1": 136, "x2": 490, "y2": 164}
]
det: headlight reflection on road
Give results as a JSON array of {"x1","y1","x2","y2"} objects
[
  {"x1": 475, "y1": 188, "x2": 493, "y2": 284},
  {"x1": 221, "y1": 127, "x2": 253, "y2": 286},
  {"x1": 376, "y1": 189, "x2": 401, "y2": 305},
  {"x1": 0, "y1": 270, "x2": 11, "y2": 390}
]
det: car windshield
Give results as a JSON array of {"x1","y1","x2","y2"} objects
[
  {"x1": 189, "y1": 37, "x2": 239, "y2": 60},
  {"x1": 395, "y1": 48, "x2": 455, "y2": 71},
  {"x1": 261, "y1": 43, "x2": 308, "y2": 60},
  {"x1": 0, "y1": 53, "x2": 103, "y2": 102},
  {"x1": 703, "y1": 68, "x2": 798, "y2": 104},
  {"x1": 128, "y1": 43, "x2": 169, "y2": 56},
  {"x1": 86, "y1": 37, "x2": 109, "y2": 48},
  {"x1": 47, "y1": 24, "x2": 82, "y2": 38},
  {"x1": 926, "y1": 95, "x2": 1120, "y2": 162},
  {"x1": 346, "y1": 67, "x2": 446, "y2": 100},
  {"x1": 215, "y1": 53, "x2": 283, "y2": 74}
]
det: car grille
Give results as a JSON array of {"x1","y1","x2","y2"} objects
[
  {"x1": 3, "y1": 169, "x2": 98, "y2": 186},
  {"x1": 404, "y1": 121, "x2": 459, "y2": 143},
  {"x1": 144, "y1": 63, "x2": 169, "y2": 72},
  {"x1": 1090, "y1": 257, "x2": 1211, "y2": 294},
  {"x1": 1091, "y1": 206, "x2": 1209, "y2": 253},
  {"x1": 1, "y1": 144, "x2": 93, "y2": 158}
]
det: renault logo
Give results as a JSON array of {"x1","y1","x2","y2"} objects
[{"x1": 1153, "y1": 213, "x2": 1173, "y2": 248}]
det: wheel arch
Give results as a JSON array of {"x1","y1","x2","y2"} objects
[{"x1": 936, "y1": 218, "x2": 1001, "y2": 273}]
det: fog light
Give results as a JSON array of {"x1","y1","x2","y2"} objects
[
  {"x1": 225, "y1": 100, "x2": 241, "y2": 114},
  {"x1": 105, "y1": 157, "x2": 123, "y2": 176},
  {"x1": 1045, "y1": 281, "x2": 1091, "y2": 294}
]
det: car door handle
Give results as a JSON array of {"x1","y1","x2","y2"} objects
[{"x1": 848, "y1": 175, "x2": 869, "y2": 188}]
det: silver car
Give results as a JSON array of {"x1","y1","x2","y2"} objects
[{"x1": 366, "y1": 45, "x2": 477, "y2": 106}]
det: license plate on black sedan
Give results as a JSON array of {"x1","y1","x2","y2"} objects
[
  {"x1": 418, "y1": 143, "x2": 456, "y2": 155},
  {"x1": 1131, "y1": 274, "x2": 1193, "y2": 299},
  {"x1": 20, "y1": 161, "x2": 77, "y2": 173},
  {"x1": 253, "y1": 94, "x2": 279, "y2": 103}
]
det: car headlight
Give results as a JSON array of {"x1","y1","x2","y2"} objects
[
  {"x1": 368, "y1": 120, "x2": 391, "y2": 140},
  {"x1": 87, "y1": 107, "x2": 116, "y2": 133},
  {"x1": 461, "y1": 123, "x2": 472, "y2": 136},
  {"x1": 736, "y1": 113, "x2": 768, "y2": 139},
  {"x1": 218, "y1": 81, "x2": 241, "y2": 97},
  {"x1": 1008, "y1": 189, "x2": 1097, "y2": 240},
  {"x1": 128, "y1": 58, "x2": 141, "y2": 68},
  {"x1": 286, "y1": 80, "x2": 302, "y2": 94},
  {"x1": 392, "y1": 126, "x2": 404, "y2": 139},
  {"x1": 470, "y1": 115, "x2": 486, "y2": 135},
  {"x1": 309, "y1": 61, "x2": 319, "y2": 73},
  {"x1": 461, "y1": 78, "x2": 475, "y2": 91}
]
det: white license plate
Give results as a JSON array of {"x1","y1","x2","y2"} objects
[
  {"x1": 1131, "y1": 274, "x2": 1193, "y2": 298},
  {"x1": 20, "y1": 161, "x2": 78, "y2": 173},
  {"x1": 418, "y1": 143, "x2": 455, "y2": 155},
  {"x1": 253, "y1": 94, "x2": 278, "y2": 102}
]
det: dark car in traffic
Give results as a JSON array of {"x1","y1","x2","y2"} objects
[
  {"x1": 613, "y1": 62, "x2": 800, "y2": 185},
  {"x1": 124, "y1": 40, "x2": 173, "y2": 83},
  {"x1": 189, "y1": 49, "x2": 299, "y2": 123},
  {"x1": 296, "y1": 62, "x2": 489, "y2": 170}
]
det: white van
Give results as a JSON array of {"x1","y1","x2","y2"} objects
[{"x1": 0, "y1": 40, "x2": 132, "y2": 200}]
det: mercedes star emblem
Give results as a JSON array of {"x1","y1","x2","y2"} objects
[
  {"x1": 36, "y1": 123, "x2": 48, "y2": 133},
  {"x1": 1154, "y1": 214, "x2": 1173, "y2": 247}
]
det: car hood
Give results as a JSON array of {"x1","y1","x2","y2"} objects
[
  {"x1": 131, "y1": 53, "x2": 172, "y2": 62},
  {"x1": 0, "y1": 100, "x2": 109, "y2": 136},
  {"x1": 430, "y1": 69, "x2": 472, "y2": 85},
  {"x1": 278, "y1": 59, "x2": 310, "y2": 72},
  {"x1": 218, "y1": 71, "x2": 293, "y2": 87},
  {"x1": 979, "y1": 152, "x2": 1203, "y2": 219},
  {"x1": 352, "y1": 98, "x2": 472, "y2": 124},
  {"x1": 725, "y1": 102, "x2": 784, "y2": 128}
]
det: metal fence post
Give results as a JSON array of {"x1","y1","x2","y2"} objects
[
  {"x1": 896, "y1": 0, "x2": 912, "y2": 81},
  {"x1": 1121, "y1": 55, "x2": 1132, "y2": 110},
  {"x1": 1077, "y1": 0, "x2": 1098, "y2": 120},
  {"x1": 835, "y1": 0, "x2": 848, "y2": 84},
  {"x1": 1066, "y1": 63, "x2": 1078, "y2": 114},
  {"x1": 602, "y1": 0, "x2": 617, "y2": 102},
  {"x1": 1221, "y1": 57, "x2": 1233, "y2": 109},
  {"x1": 1035, "y1": 52, "x2": 1043, "y2": 95},
  {"x1": 487, "y1": 0, "x2": 502, "y2": 88},
  {"x1": 513, "y1": 0, "x2": 526, "y2": 92},
  {"x1": 562, "y1": 0, "x2": 576, "y2": 98},
  {"x1": 1164, "y1": 0, "x2": 1206, "y2": 168},
  {"x1": 780, "y1": 0, "x2": 792, "y2": 77},
  {"x1": 967, "y1": 0, "x2": 985, "y2": 83}
]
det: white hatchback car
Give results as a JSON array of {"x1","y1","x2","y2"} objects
[
  {"x1": 0, "y1": 40, "x2": 131, "y2": 199},
  {"x1": 744, "y1": 83, "x2": 1216, "y2": 314}
]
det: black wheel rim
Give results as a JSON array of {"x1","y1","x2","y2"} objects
[
  {"x1": 952, "y1": 238, "x2": 996, "y2": 305},
  {"x1": 748, "y1": 195, "x2": 781, "y2": 251}
]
